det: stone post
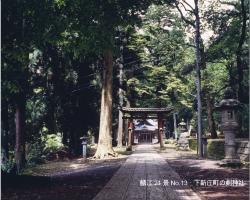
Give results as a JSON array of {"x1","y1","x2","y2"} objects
[{"x1": 80, "y1": 136, "x2": 88, "y2": 160}]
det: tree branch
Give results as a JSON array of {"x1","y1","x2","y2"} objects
[
  {"x1": 219, "y1": 0, "x2": 237, "y2": 7},
  {"x1": 179, "y1": 2, "x2": 194, "y2": 15},
  {"x1": 174, "y1": 1, "x2": 195, "y2": 27},
  {"x1": 183, "y1": 0, "x2": 195, "y2": 11}
]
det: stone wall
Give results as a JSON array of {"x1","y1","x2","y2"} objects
[
  {"x1": 236, "y1": 140, "x2": 249, "y2": 162},
  {"x1": 188, "y1": 138, "x2": 249, "y2": 162}
]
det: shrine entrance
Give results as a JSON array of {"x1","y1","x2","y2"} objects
[
  {"x1": 139, "y1": 132, "x2": 152, "y2": 143},
  {"x1": 121, "y1": 107, "x2": 174, "y2": 150}
]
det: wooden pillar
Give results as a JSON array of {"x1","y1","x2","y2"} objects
[
  {"x1": 124, "y1": 118, "x2": 128, "y2": 146},
  {"x1": 127, "y1": 119, "x2": 133, "y2": 151},
  {"x1": 158, "y1": 116, "x2": 164, "y2": 148},
  {"x1": 131, "y1": 122, "x2": 134, "y2": 145}
]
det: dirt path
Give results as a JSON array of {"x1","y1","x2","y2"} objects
[
  {"x1": 2, "y1": 158, "x2": 126, "y2": 200},
  {"x1": 158, "y1": 145, "x2": 249, "y2": 200}
]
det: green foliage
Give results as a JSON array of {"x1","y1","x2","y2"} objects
[
  {"x1": 164, "y1": 140, "x2": 170, "y2": 144},
  {"x1": 1, "y1": 150, "x2": 15, "y2": 173},
  {"x1": 188, "y1": 138, "x2": 197, "y2": 151},
  {"x1": 26, "y1": 142, "x2": 45, "y2": 166},
  {"x1": 240, "y1": 104, "x2": 249, "y2": 136},
  {"x1": 207, "y1": 140, "x2": 225, "y2": 160},
  {"x1": 42, "y1": 133, "x2": 64, "y2": 153},
  {"x1": 1, "y1": 158, "x2": 16, "y2": 173},
  {"x1": 127, "y1": 4, "x2": 194, "y2": 111}
]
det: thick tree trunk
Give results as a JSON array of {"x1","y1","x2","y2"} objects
[
  {"x1": 194, "y1": 0, "x2": 203, "y2": 157},
  {"x1": 206, "y1": 96, "x2": 217, "y2": 139},
  {"x1": 2, "y1": 100, "x2": 9, "y2": 160},
  {"x1": 15, "y1": 96, "x2": 26, "y2": 173},
  {"x1": 117, "y1": 60, "x2": 124, "y2": 147},
  {"x1": 236, "y1": 0, "x2": 246, "y2": 103},
  {"x1": 45, "y1": 45, "x2": 59, "y2": 135},
  {"x1": 234, "y1": 0, "x2": 247, "y2": 136},
  {"x1": 94, "y1": 49, "x2": 116, "y2": 158},
  {"x1": 78, "y1": 58, "x2": 92, "y2": 135}
]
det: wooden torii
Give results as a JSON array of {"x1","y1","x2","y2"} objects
[{"x1": 121, "y1": 107, "x2": 174, "y2": 150}]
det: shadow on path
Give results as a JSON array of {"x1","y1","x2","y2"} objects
[
  {"x1": 2, "y1": 159, "x2": 125, "y2": 200},
  {"x1": 160, "y1": 148, "x2": 249, "y2": 200}
]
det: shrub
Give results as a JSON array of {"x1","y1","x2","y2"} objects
[
  {"x1": 42, "y1": 133, "x2": 64, "y2": 153},
  {"x1": 165, "y1": 140, "x2": 170, "y2": 144},
  {"x1": 26, "y1": 142, "x2": 45, "y2": 166},
  {"x1": 188, "y1": 138, "x2": 197, "y2": 150},
  {"x1": 207, "y1": 140, "x2": 224, "y2": 160},
  {"x1": 1, "y1": 158, "x2": 15, "y2": 173}
]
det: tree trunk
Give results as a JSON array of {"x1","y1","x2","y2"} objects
[
  {"x1": 45, "y1": 45, "x2": 59, "y2": 135},
  {"x1": 194, "y1": 0, "x2": 203, "y2": 157},
  {"x1": 236, "y1": 0, "x2": 246, "y2": 103},
  {"x1": 117, "y1": 57, "x2": 124, "y2": 148},
  {"x1": 206, "y1": 96, "x2": 217, "y2": 139},
  {"x1": 2, "y1": 99, "x2": 9, "y2": 160},
  {"x1": 15, "y1": 96, "x2": 26, "y2": 173},
  {"x1": 94, "y1": 49, "x2": 116, "y2": 158},
  {"x1": 235, "y1": 0, "x2": 247, "y2": 137}
]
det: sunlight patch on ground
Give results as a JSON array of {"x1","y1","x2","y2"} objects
[{"x1": 22, "y1": 146, "x2": 131, "y2": 177}]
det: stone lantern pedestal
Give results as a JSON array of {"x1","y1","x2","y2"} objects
[{"x1": 216, "y1": 89, "x2": 241, "y2": 166}]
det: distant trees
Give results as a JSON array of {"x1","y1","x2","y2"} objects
[{"x1": 126, "y1": 1, "x2": 248, "y2": 141}]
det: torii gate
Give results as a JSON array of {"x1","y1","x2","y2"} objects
[{"x1": 121, "y1": 107, "x2": 174, "y2": 151}]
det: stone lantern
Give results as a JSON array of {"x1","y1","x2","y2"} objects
[
  {"x1": 179, "y1": 120, "x2": 187, "y2": 132},
  {"x1": 80, "y1": 136, "x2": 88, "y2": 159},
  {"x1": 177, "y1": 120, "x2": 189, "y2": 150},
  {"x1": 177, "y1": 120, "x2": 187, "y2": 139},
  {"x1": 215, "y1": 88, "x2": 241, "y2": 165}
]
